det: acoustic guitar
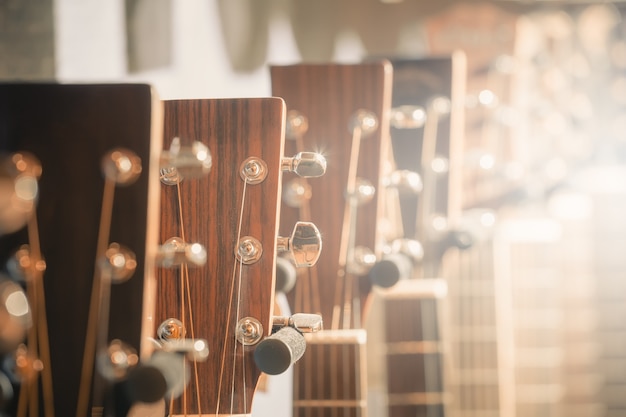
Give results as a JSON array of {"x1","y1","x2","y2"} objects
[
  {"x1": 154, "y1": 97, "x2": 323, "y2": 416},
  {"x1": 271, "y1": 61, "x2": 393, "y2": 417},
  {"x1": 0, "y1": 83, "x2": 163, "y2": 417}
]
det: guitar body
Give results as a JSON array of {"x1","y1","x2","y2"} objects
[
  {"x1": 155, "y1": 98, "x2": 285, "y2": 416},
  {"x1": 271, "y1": 62, "x2": 392, "y2": 417},
  {"x1": 0, "y1": 83, "x2": 162, "y2": 416}
]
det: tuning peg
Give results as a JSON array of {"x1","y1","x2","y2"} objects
[
  {"x1": 369, "y1": 239, "x2": 424, "y2": 288},
  {"x1": 156, "y1": 237, "x2": 207, "y2": 268},
  {"x1": 281, "y1": 152, "x2": 327, "y2": 178},
  {"x1": 0, "y1": 152, "x2": 40, "y2": 236},
  {"x1": 272, "y1": 313, "x2": 323, "y2": 334},
  {"x1": 390, "y1": 105, "x2": 426, "y2": 129},
  {"x1": 101, "y1": 148, "x2": 142, "y2": 186},
  {"x1": 160, "y1": 137, "x2": 212, "y2": 184},
  {"x1": 254, "y1": 313, "x2": 322, "y2": 375},
  {"x1": 277, "y1": 221, "x2": 322, "y2": 267}
]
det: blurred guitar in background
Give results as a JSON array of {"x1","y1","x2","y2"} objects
[{"x1": 271, "y1": 61, "x2": 392, "y2": 417}]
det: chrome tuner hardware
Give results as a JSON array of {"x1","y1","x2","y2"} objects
[
  {"x1": 277, "y1": 221, "x2": 322, "y2": 267},
  {"x1": 161, "y1": 338, "x2": 209, "y2": 362},
  {"x1": 286, "y1": 110, "x2": 309, "y2": 140},
  {"x1": 157, "y1": 318, "x2": 185, "y2": 342},
  {"x1": 369, "y1": 239, "x2": 424, "y2": 288},
  {"x1": 347, "y1": 246, "x2": 376, "y2": 276},
  {"x1": 235, "y1": 236, "x2": 263, "y2": 265},
  {"x1": 282, "y1": 178, "x2": 312, "y2": 208},
  {"x1": 254, "y1": 313, "x2": 322, "y2": 375},
  {"x1": 101, "y1": 148, "x2": 142, "y2": 185},
  {"x1": 347, "y1": 177, "x2": 376, "y2": 206},
  {"x1": 157, "y1": 237, "x2": 207, "y2": 268},
  {"x1": 240, "y1": 157, "x2": 268, "y2": 184},
  {"x1": 0, "y1": 152, "x2": 41, "y2": 236},
  {"x1": 390, "y1": 105, "x2": 426, "y2": 129},
  {"x1": 160, "y1": 137, "x2": 212, "y2": 185},
  {"x1": 97, "y1": 339, "x2": 139, "y2": 381},
  {"x1": 100, "y1": 243, "x2": 137, "y2": 284},
  {"x1": 272, "y1": 313, "x2": 323, "y2": 334},
  {"x1": 282, "y1": 152, "x2": 327, "y2": 178},
  {"x1": 384, "y1": 170, "x2": 423, "y2": 195},
  {"x1": 349, "y1": 109, "x2": 379, "y2": 137},
  {"x1": 235, "y1": 317, "x2": 263, "y2": 346}
]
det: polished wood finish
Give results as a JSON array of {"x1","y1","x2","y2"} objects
[
  {"x1": 271, "y1": 61, "x2": 392, "y2": 417},
  {"x1": 271, "y1": 61, "x2": 393, "y2": 325},
  {"x1": 0, "y1": 83, "x2": 162, "y2": 416},
  {"x1": 156, "y1": 98, "x2": 285, "y2": 415}
]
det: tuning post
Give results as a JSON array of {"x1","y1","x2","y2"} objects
[
  {"x1": 235, "y1": 317, "x2": 263, "y2": 346},
  {"x1": 347, "y1": 246, "x2": 377, "y2": 276},
  {"x1": 282, "y1": 178, "x2": 312, "y2": 208},
  {"x1": 349, "y1": 109, "x2": 379, "y2": 137},
  {"x1": 160, "y1": 137, "x2": 212, "y2": 185},
  {"x1": 97, "y1": 339, "x2": 139, "y2": 381},
  {"x1": 277, "y1": 221, "x2": 322, "y2": 268},
  {"x1": 286, "y1": 110, "x2": 309, "y2": 139},
  {"x1": 430, "y1": 95, "x2": 452, "y2": 116},
  {"x1": 157, "y1": 318, "x2": 185, "y2": 342},
  {"x1": 235, "y1": 236, "x2": 263, "y2": 264},
  {"x1": 157, "y1": 237, "x2": 207, "y2": 268},
  {"x1": 157, "y1": 318, "x2": 209, "y2": 362},
  {"x1": 346, "y1": 177, "x2": 376, "y2": 206},
  {"x1": 281, "y1": 152, "x2": 327, "y2": 178},
  {"x1": 240, "y1": 157, "x2": 268, "y2": 184},
  {"x1": 100, "y1": 243, "x2": 137, "y2": 284},
  {"x1": 0, "y1": 152, "x2": 41, "y2": 235},
  {"x1": 101, "y1": 148, "x2": 142, "y2": 186}
]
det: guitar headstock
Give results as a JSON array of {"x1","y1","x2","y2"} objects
[
  {"x1": 271, "y1": 61, "x2": 393, "y2": 330},
  {"x1": 368, "y1": 55, "x2": 467, "y2": 284},
  {"x1": 156, "y1": 98, "x2": 301, "y2": 415},
  {"x1": 0, "y1": 83, "x2": 162, "y2": 416}
]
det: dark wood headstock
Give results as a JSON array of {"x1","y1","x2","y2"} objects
[
  {"x1": 155, "y1": 98, "x2": 285, "y2": 415},
  {"x1": 0, "y1": 83, "x2": 162, "y2": 417},
  {"x1": 271, "y1": 62, "x2": 393, "y2": 329}
]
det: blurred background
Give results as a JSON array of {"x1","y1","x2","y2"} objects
[{"x1": 2, "y1": 1, "x2": 626, "y2": 416}]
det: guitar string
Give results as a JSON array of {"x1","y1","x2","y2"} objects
[
  {"x1": 215, "y1": 174, "x2": 248, "y2": 416},
  {"x1": 174, "y1": 180, "x2": 203, "y2": 415},
  {"x1": 28, "y1": 210, "x2": 55, "y2": 417},
  {"x1": 230, "y1": 178, "x2": 249, "y2": 415},
  {"x1": 76, "y1": 177, "x2": 116, "y2": 417}
]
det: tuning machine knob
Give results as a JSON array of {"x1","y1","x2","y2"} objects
[
  {"x1": 156, "y1": 237, "x2": 207, "y2": 268},
  {"x1": 369, "y1": 238, "x2": 424, "y2": 288},
  {"x1": 281, "y1": 152, "x2": 327, "y2": 178},
  {"x1": 277, "y1": 221, "x2": 322, "y2": 268},
  {"x1": 160, "y1": 137, "x2": 212, "y2": 185},
  {"x1": 254, "y1": 313, "x2": 322, "y2": 375}
]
